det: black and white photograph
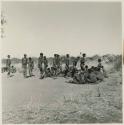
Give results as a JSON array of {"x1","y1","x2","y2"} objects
[{"x1": 1, "y1": 1, "x2": 123, "y2": 124}]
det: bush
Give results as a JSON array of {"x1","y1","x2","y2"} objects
[{"x1": 113, "y1": 55, "x2": 122, "y2": 71}]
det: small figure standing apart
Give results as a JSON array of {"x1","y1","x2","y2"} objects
[
  {"x1": 22, "y1": 54, "x2": 28, "y2": 78},
  {"x1": 38, "y1": 53, "x2": 44, "y2": 79},
  {"x1": 28, "y1": 57, "x2": 34, "y2": 77},
  {"x1": 80, "y1": 53, "x2": 86, "y2": 71},
  {"x1": 6, "y1": 55, "x2": 11, "y2": 76}
]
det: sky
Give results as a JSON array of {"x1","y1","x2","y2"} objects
[{"x1": 1, "y1": 2, "x2": 122, "y2": 58}]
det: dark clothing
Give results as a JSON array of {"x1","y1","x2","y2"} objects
[
  {"x1": 80, "y1": 57, "x2": 85, "y2": 71},
  {"x1": 22, "y1": 57, "x2": 28, "y2": 77},
  {"x1": 6, "y1": 58, "x2": 11, "y2": 75},
  {"x1": 80, "y1": 57, "x2": 85, "y2": 64},
  {"x1": 80, "y1": 63, "x2": 85, "y2": 71},
  {"x1": 22, "y1": 58, "x2": 28, "y2": 67},
  {"x1": 6, "y1": 58, "x2": 11, "y2": 67},
  {"x1": 73, "y1": 58, "x2": 78, "y2": 67},
  {"x1": 97, "y1": 62, "x2": 102, "y2": 68},
  {"x1": 38, "y1": 57, "x2": 44, "y2": 69},
  {"x1": 65, "y1": 57, "x2": 69, "y2": 70},
  {"x1": 28, "y1": 60, "x2": 34, "y2": 76},
  {"x1": 44, "y1": 59, "x2": 48, "y2": 70}
]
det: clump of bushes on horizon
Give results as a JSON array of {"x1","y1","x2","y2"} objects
[{"x1": 113, "y1": 55, "x2": 122, "y2": 71}]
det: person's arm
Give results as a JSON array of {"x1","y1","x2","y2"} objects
[
  {"x1": 6, "y1": 59, "x2": 8, "y2": 67},
  {"x1": 32, "y1": 61, "x2": 34, "y2": 68},
  {"x1": 46, "y1": 60, "x2": 48, "y2": 67},
  {"x1": 9, "y1": 59, "x2": 11, "y2": 65},
  {"x1": 38, "y1": 58, "x2": 40, "y2": 68},
  {"x1": 22, "y1": 58, "x2": 23, "y2": 68}
]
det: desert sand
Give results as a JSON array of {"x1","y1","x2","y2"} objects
[{"x1": 2, "y1": 60, "x2": 122, "y2": 123}]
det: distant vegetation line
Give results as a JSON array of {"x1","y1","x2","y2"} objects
[{"x1": 1, "y1": 54, "x2": 122, "y2": 65}]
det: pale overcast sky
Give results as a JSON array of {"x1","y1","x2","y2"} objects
[{"x1": 1, "y1": 2, "x2": 122, "y2": 58}]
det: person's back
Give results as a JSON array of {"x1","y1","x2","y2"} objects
[
  {"x1": 73, "y1": 72, "x2": 80, "y2": 83},
  {"x1": 79, "y1": 72, "x2": 85, "y2": 84},
  {"x1": 89, "y1": 71, "x2": 97, "y2": 83},
  {"x1": 46, "y1": 68, "x2": 52, "y2": 77},
  {"x1": 71, "y1": 65, "x2": 78, "y2": 77}
]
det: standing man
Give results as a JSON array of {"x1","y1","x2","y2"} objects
[
  {"x1": 28, "y1": 57, "x2": 34, "y2": 77},
  {"x1": 64, "y1": 54, "x2": 70, "y2": 77},
  {"x1": 22, "y1": 54, "x2": 28, "y2": 78},
  {"x1": 73, "y1": 57, "x2": 79, "y2": 67},
  {"x1": 56, "y1": 54, "x2": 61, "y2": 75},
  {"x1": 38, "y1": 53, "x2": 44, "y2": 79},
  {"x1": 6, "y1": 55, "x2": 11, "y2": 76},
  {"x1": 43, "y1": 56, "x2": 48, "y2": 76},
  {"x1": 53, "y1": 54, "x2": 57, "y2": 76},
  {"x1": 80, "y1": 53, "x2": 86, "y2": 71}
]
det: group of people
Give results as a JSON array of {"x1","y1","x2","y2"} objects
[{"x1": 5, "y1": 53, "x2": 107, "y2": 84}]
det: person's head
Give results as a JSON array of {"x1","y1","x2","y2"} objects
[
  {"x1": 29, "y1": 57, "x2": 31, "y2": 60},
  {"x1": 91, "y1": 66, "x2": 94, "y2": 69},
  {"x1": 94, "y1": 67, "x2": 98, "y2": 71},
  {"x1": 66, "y1": 54, "x2": 69, "y2": 58},
  {"x1": 44, "y1": 56, "x2": 46, "y2": 59},
  {"x1": 98, "y1": 58, "x2": 101, "y2": 63},
  {"x1": 82, "y1": 62, "x2": 85, "y2": 65},
  {"x1": 90, "y1": 66, "x2": 95, "y2": 72},
  {"x1": 54, "y1": 54, "x2": 56, "y2": 57},
  {"x1": 97, "y1": 67, "x2": 101, "y2": 71},
  {"x1": 88, "y1": 69, "x2": 92, "y2": 73},
  {"x1": 24, "y1": 54, "x2": 27, "y2": 58},
  {"x1": 56, "y1": 54, "x2": 58, "y2": 58},
  {"x1": 47, "y1": 68, "x2": 50, "y2": 71},
  {"x1": 7, "y1": 55, "x2": 10, "y2": 58},
  {"x1": 40, "y1": 53, "x2": 43, "y2": 57},
  {"x1": 77, "y1": 56, "x2": 80, "y2": 60},
  {"x1": 101, "y1": 66, "x2": 104, "y2": 69},
  {"x1": 82, "y1": 53, "x2": 86, "y2": 57},
  {"x1": 51, "y1": 67, "x2": 54, "y2": 70},
  {"x1": 85, "y1": 65, "x2": 88, "y2": 69}
]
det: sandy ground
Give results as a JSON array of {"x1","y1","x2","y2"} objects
[{"x1": 2, "y1": 67, "x2": 122, "y2": 123}]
